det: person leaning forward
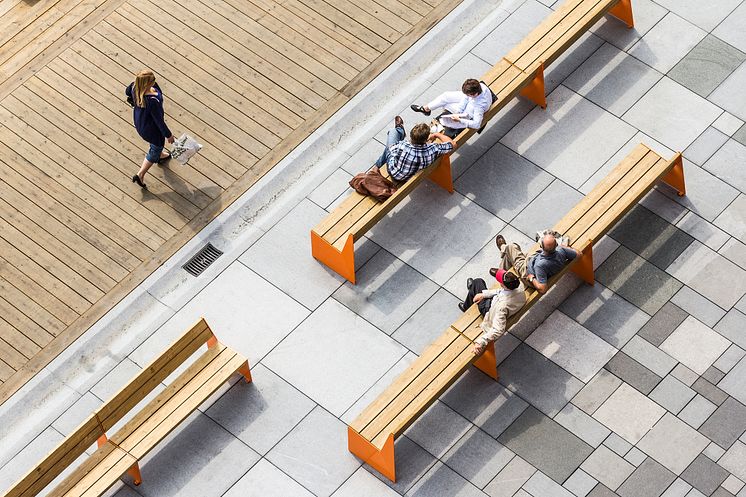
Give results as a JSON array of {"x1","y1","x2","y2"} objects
[
  {"x1": 458, "y1": 269, "x2": 527, "y2": 356},
  {"x1": 492, "y1": 232, "x2": 579, "y2": 294},
  {"x1": 375, "y1": 119, "x2": 455, "y2": 183}
]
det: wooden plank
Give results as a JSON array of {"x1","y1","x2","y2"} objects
[
  {"x1": 0, "y1": 0, "x2": 79, "y2": 56},
  {"x1": 294, "y1": 0, "x2": 390, "y2": 53},
  {"x1": 333, "y1": 0, "x2": 413, "y2": 35},
  {"x1": 325, "y1": 196, "x2": 379, "y2": 247},
  {"x1": 313, "y1": 0, "x2": 401, "y2": 41},
  {"x1": 45, "y1": 443, "x2": 134, "y2": 497},
  {"x1": 0, "y1": 335, "x2": 30, "y2": 369},
  {"x1": 0, "y1": 291, "x2": 56, "y2": 348},
  {"x1": 0, "y1": 275, "x2": 64, "y2": 338},
  {"x1": 0, "y1": 358, "x2": 13, "y2": 382}
]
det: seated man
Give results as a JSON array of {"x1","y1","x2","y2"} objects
[
  {"x1": 458, "y1": 269, "x2": 527, "y2": 355},
  {"x1": 375, "y1": 117, "x2": 455, "y2": 183},
  {"x1": 492, "y1": 232, "x2": 579, "y2": 294},
  {"x1": 410, "y1": 78, "x2": 496, "y2": 137}
]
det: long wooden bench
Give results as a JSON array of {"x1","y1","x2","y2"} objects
[
  {"x1": 347, "y1": 143, "x2": 685, "y2": 482},
  {"x1": 311, "y1": 0, "x2": 635, "y2": 283},
  {"x1": 4, "y1": 318, "x2": 251, "y2": 497}
]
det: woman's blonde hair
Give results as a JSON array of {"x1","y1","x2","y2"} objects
[{"x1": 133, "y1": 69, "x2": 156, "y2": 108}]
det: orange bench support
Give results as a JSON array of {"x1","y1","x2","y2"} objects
[
  {"x1": 609, "y1": 0, "x2": 634, "y2": 28},
  {"x1": 661, "y1": 153, "x2": 686, "y2": 196},
  {"x1": 348, "y1": 427, "x2": 396, "y2": 482}
]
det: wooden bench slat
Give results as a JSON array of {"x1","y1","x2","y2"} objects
[
  {"x1": 312, "y1": 191, "x2": 370, "y2": 238},
  {"x1": 47, "y1": 443, "x2": 135, "y2": 497}
]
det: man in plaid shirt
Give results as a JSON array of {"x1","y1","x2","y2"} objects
[{"x1": 374, "y1": 118, "x2": 455, "y2": 183}]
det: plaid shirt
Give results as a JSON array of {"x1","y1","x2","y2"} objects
[{"x1": 387, "y1": 140, "x2": 453, "y2": 181}]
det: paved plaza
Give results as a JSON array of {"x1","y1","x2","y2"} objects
[{"x1": 3, "y1": 0, "x2": 746, "y2": 496}]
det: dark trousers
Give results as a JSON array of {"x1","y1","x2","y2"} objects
[{"x1": 463, "y1": 278, "x2": 492, "y2": 315}]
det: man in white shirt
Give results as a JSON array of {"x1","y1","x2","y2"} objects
[{"x1": 411, "y1": 79, "x2": 496, "y2": 136}]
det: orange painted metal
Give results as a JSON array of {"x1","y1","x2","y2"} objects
[
  {"x1": 311, "y1": 230, "x2": 356, "y2": 284},
  {"x1": 348, "y1": 426, "x2": 396, "y2": 482},
  {"x1": 661, "y1": 153, "x2": 686, "y2": 197},
  {"x1": 96, "y1": 433, "x2": 143, "y2": 486},
  {"x1": 207, "y1": 334, "x2": 219, "y2": 349},
  {"x1": 473, "y1": 342, "x2": 499, "y2": 380},
  {"x1": 238, "y1": 361, "x2": 253, "y2": 383},
  {"x1": 429, "y1": 155, "x2": 455, "y2": 193},
  {"x1": 571, "y1": 242, "x2": 595, "y2": 285},
  {"x1": 609, "y1": 0, "x2": 634, "y2": 28},
  {"x1": 520, "y1": 63, "x2": 547, "y2": 109}
]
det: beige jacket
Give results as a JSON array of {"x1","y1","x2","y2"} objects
[{"x1": 476, "y1": 282, "x2": 527, "y2": 346}]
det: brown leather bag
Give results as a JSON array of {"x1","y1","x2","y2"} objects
[{"x1": 349, "y1": 167, "x2": 397, "y2": 202}]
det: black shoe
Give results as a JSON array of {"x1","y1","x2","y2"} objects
[
  {"x1": 466, "y1": 278, "x2": 473, "y2": 289},
  {"x1": 458, "y1": 302, "x2": 467, "y2": 312},
  {"x1": 495, "y1": 234, "x2": 506, "y2": 250},
  {"x1": 132, "y1": 175, "x2": 147, "y2": 189},
  {"x1": 410, "y1": 104, "x2": 431, "y2": 116},
  {"x1": 157, "y1": 151, "x2": 172, "y2": 164},
  {"x1": 489, "y1": 268, "x2": 498, "y2": 277}
]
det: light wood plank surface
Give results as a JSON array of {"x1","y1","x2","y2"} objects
[{"x1": 0, "y1": 0, "x2": 464, "y2": 402}]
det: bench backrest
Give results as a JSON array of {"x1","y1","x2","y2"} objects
[{"x1": 3, "y1": 318, "x2": 214, "y2": 497}]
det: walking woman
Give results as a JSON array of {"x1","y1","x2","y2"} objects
[{"x1": 125, "y1": 69, "x2": 174, "y2": 188}]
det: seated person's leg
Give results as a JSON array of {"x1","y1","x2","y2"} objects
[
  {"x1": 461, "y1": 277, "x2": 488, "y2": 311},
  {"x1": 374, "y1": 122, "x2": 405, "y2": 167},
  {"x1": 500, "y1": 243, "x2": 528, "y2": 279}
]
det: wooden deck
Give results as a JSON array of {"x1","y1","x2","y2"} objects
[{"x1": 0, "y1": 0, "x2": 463, "y2": 402}]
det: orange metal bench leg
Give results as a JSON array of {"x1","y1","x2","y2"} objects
[
  {"x1": 238, "y1": 360, "x2": 253, "y2": 383},
  {"x1": 310, "y1": 230, "x2": 356, "y2": 284},
  {"x1": 473, "y1": 342, "x2": 499, "y2": 380},
  {"x1": 97, "y1": 434, "x2": 143, "y2": 486},
  {"x1": 429, "y1": 155, "x2": 454, "y2": 193},
  {"x1": 571, "y1": 242, "x2": 594, "y2": 285},
  {"x1": 520, "y1": 63, "x2": 546, "y2": 109},
  {"x1": 609, "y1": 0, "x2": 634, "y2": 28},
  {"x1": 661, "y1": 153, "x2": 686, "y2": 197},
  {"x1": 348, "y1": 427, "x2": 396, "y2": 482}
]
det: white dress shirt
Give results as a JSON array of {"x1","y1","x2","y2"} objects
[{"x1": 426, "y1": 82, "x2": 493, "y2": 129}]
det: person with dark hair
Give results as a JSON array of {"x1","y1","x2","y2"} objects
[
  {"x1": 492, "y1": 233, "x2": 579, "y2": 294},
  {"x1": 410, "y1": 78, "x2": 496, "y2": 137},
  {"x1": 459, "y1": 268, "x2": 526, "y2": 355},
  {"x1": 374, "y1": 117, "x2": 455, "y2": 183}
]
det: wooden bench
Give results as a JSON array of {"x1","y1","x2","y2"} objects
[
  {"x1": 347, "y1": 143, "x2": 685, "y2": 482},
  {"x1": 310, "y1": 0, "x2": 635, "y2": 284},
  {"x1": 4, "y1": 318, "x2": 250, "y2": 497}
]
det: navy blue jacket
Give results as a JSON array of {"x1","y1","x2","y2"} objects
[{"x1": 125, "y1": 83, "x2": 172, "y2": 145}]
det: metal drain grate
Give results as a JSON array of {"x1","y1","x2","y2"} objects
[{"x1": 182, "y1": 242, "x2": 223, "y2": 277}]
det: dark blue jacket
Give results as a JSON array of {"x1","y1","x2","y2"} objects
[{"x1": 125, "y1": 83, "x2": 172, "y2": 145}]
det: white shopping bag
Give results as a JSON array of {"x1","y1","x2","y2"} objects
[{"x1": 171, "y1": 133, "x2": 202, "y2": 165}]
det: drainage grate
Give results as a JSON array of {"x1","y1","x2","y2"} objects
[{"x1": 182, "y1": 242, "x2": 223, "y2": 277}]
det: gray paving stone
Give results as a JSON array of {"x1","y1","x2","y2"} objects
[
  {"x1": 604, "y1": 352, "x2": 662, "y2": 395},
  {"x1": 498, "y1": 406, "x2": 593, "y2": 483},
  {"x1": 564, "y1": 42, "x2": 662, "y2": 117},
  {"x1": 454, "y1": 142, "x2": 554, "y2": 222},
  {"x1": 628, "y1": 13, "x2": 706, "y2": 73},
  {"x1": 51, "y1": 391, "x2": 102, "y2": 438},
  {"x1": 650, "y1": 376, "x2": 697, "y2": 415},
  {"x1": 720, "y1": 238, "x2": 746, "y2": 272},
  {"x1": 554, "y1": 403, "x2": 611, "y2": 448},
  {"x1": 205, "y1": 364, "x2": 315, "y2": 455},
  {"x1": 714, "y1": 344, "x2": 746, "y2": 374},
  {"x1": 705, "y1": 141, "x2": 746, "y2": 197},
  {"x1": 703, "y1": 366, "x2": 726, "y2": 385},
  {"x1": 333, "y1": 250, "x2": 439, "y2": 335},
  {"x1": 626, "y1": 447, "x2": 648, "y2": 467},
  {"x1": 510, "y1": 179, "x2": 584, "y2": 240},
  {"x1": 638, "y1": 302, "x2": 689, "y2": 347},
  {"x1": 134, "y1": 412, "x2": 259, "y2": 497},
  {"x1": 443, "y1": 427, "x2": 515, "y2": 489},
  {"x1": 590, "y1": 0, "x2": 665, "y2": 50},
  {"x1": 370, "y1": 182, "x2": 505, "y2": 285},
  {"x1": 672, "y1": 363, "x2": 700, "y2": 387},
  {"x1": 622, "y1": 336, "x2": 678, "y2": 378},
  {"x1": 654, "y1": 0, "x2": 743, "y2": 31},
  {"x1": 660, "y1": 160, "x2": 740, "y2": 223},
  {"x1": 723, "y1": 475, "x2": 746, "y2": 495},
  {"x1": 0, "y1": 426, "x2": 65, "y2": 496},
  {"x1": 572, "y1": 369, "x2": 623, "y2": 415},
  {"x1": 617, "y1": 458, "x2": 677, "y2": 497},
  {"x1": 499, "y1": 344, "x2": 584, "y2": 417},
  {"x1": 638, "y1": 413, "x2": 710, "y2": 474},
  {"x1": 716, "y1": 196, "x2": 746, "y2": 249},
  {"x1": 720, "y1": 357, "x2": 746, "y2": 406},
  {"x1": 705, "y1": 442, "x2": 727, "y2": 462},
  {"x1": 710, "y1": 63, "x2": 746, "y2": 122},
  {"x1": 676, "y1": 212, "x2": 731, "y2": 252},
  {"x1": 719, "y1": 441, "x2": 746, "y2": 482},
  {"x1": 483, "y1": 456, "x2": 536, "y2": 497},
  {"x1": 523, "y1": 471, "x2": 576, "y2": 497},
  {"x1": 699, "y1": 397, "x2": 746, "y2": 450},
  {"x1": 661, "y1": 316, "x2": 731, "y2": 375},
  {"x1": 263, "y1": 299, "x2": 406, "y2": 416},
  {"x1": 679, "y1": 395, "x2": 718, "y2": 430},
  {"x1": 223, "y1": 459, "x2": 314, "y2": 497},
  {"x1": 671, "y1": 286, "x2": 726, "y2": 328},
  {"x1": 669, "y1": 35, "x2": 746, "y2": 97},
  {"x1": 372, "y1": 436, "x2": 436, "y2": 495},
  {"x1": 564, "y1": 469, "x2": 598, "y2": 497},
  {"x1": 560, "y1": 281, "x2": 650, "y2": 348},
  {"x1": 713, "y1": 487, "x2": 737, "y2": 497},
  {"x1": 604, "y1": 433, "x2": 633, "y2": 457},
  {"x1": 593, "y1": 383, "x2": 665, "y2": 444},
  {"x1": 544, "y1": 32, "x2": 606, "y2": 94},
  {"x1": 581, "y1": 445, "x2": 635, "y2": 491},
  {"x1": 714, "y1": 113, "x2": 746, "y2": 137},
  {"x1": 713, "y1": 2, "x2": 746, "y2": 53},
  {"x1": 596, "y1": 245, "x2": 682, "y2": 315},
  {"x1": 501, "y1": 85, "x2": 636, "y2": 189},
  {"x1": 623, "y1": 77, "x2": 721, "y2": 151},
  {"x1": 442, "y1": 369, "x2": 529, "y2": 439},
  {"x1": 309, "y1": 168, "x2": 353, "y2": 211},
  {"x1": 662, "y1": 479, "x2": 694, "y2": 497},
  {"x1": 684, "y1": 127, "x2": 730, "y2": 167},
  {"x1": 267, "y1": 407, "x2": 360, "y2": 497},
  {"x1": 588, "y1": 483, "x2": 620, "y2": 497},
  {"x1": 735, "y1": 124, "x2": 746, "y2": 148},
  {"x1": 406, "y1": 402, "x2": 472, "y2": 459},
  {"x1": 392, "y1": 288, "x2": 462, "y2": 354},
  {"x1": 332, "y1": 467, "x2": 401, "y2": 497},
  {"x1": 692, "y1": 378, "x2": 729, "y2": 406},
  {"x1": 405, "y1": 462, "x2": 486, "y2": 497},
  {"x1": 526, "y1": 310, "x2": 618, "y2": 382}
]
